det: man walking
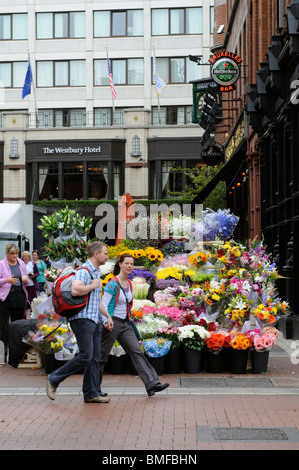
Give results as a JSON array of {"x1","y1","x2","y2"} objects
[{"x1": 46, "y1": 241, "x2": 113, "y2": 403}]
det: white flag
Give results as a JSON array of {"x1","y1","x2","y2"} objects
[{"x1": 153, "y1": 54, "x2": 167, "y2": 96}]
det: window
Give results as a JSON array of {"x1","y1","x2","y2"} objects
[
  {"x1": 153, "y1": 57, "x2": 200, "y2": 84},
  {"x1": 10, "y1": 138, "x2": 18, "y2": 158},
  {"x1": 94, "y1": 108, "x2": 125, "y2": 126},
  {"x1": 94, "y1": 58, "x2": 144, "y2": 85},
  {"x1": 0, "y1": 61, "x2": 27, "y2": 87},
  {"x1": 38, "y1": 109, "x2": 86, "y2": 127},
  {"x1": 37, "y1": 60, "x2": 85, "y2": 87},
  {"x1": 162, "y1": 161, "x2": 183, "y2": 198},
  {"x1": 63, "y1": 163, "x2": 83, "y2": 199},
  {"x1": 132, "y1": 136, "x2": 141, "y2": 156},
  {"x1": 36, "y1": 12, "x2": 85, "y2": 39},
  {"x1": 87, "y1": 164, "x2": 108, "y2": 199},
  {"x1": 94, "y1": 10, "x2": 143, "y2": 37},
  {"x1": 39, "y1": 163, "x2": 59, "y2": 200},
  {"x1": 0, "y1": 13, "x2": 27, "y2": 40},
  {"x1": 152, "y1": 106, "x2": 192, "y2": 125},
  {"x1": 152, "y1": 8, "x2": 202, "y2": 36},
  {"x1": 210, "y1": 7, "x2": 214, "y2": 34}
]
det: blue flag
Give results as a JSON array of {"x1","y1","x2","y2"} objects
[{"x1": 22, "y1": 59, "x2": 32, "y2": 99}]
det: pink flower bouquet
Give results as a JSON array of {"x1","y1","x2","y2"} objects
[{"x1": 253, "y1": 330, "x2": 278, "y2": 352}]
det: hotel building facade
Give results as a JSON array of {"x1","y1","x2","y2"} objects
[{"x1": 0, "y1": 0, "x2": 215, "y2": 204}]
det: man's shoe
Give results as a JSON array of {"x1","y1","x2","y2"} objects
[
  {"x1": 46, "y1": 378, "x2": 56, "y2": 400},
  {"x1": 98, "y1": 389, "x2": 108, "y2": 397},
  {"x1": 147, "y1": 382, "x2": 169, "y2": 397},
  {"x1": 84, "y1": 395, "x2": 111, "y2": 403}
]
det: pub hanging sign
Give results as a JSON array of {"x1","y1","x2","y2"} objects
[{"x1": 209, "y1": 51, "x2": 242, "y2": 92}]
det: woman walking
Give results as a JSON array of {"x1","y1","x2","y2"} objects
[{"x1": 98, "y1": 253, "x2": 169, "y2": 397}]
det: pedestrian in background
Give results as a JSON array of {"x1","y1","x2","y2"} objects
[
  {"x1": 98, "y1": 253, "x2": 169, "y2": 397},
  {"x1": 46, "y1": 241, "x2": 114, "y2": 404},
  {"x1": 0, "y1": 243, "x2": 28, "y2": 360},
  {"x1": 21, "y1": 251, "x2": 38, "y2": 308},
  {"x1": 32, "y1": 250, "x2": 47, "y2": 292}
]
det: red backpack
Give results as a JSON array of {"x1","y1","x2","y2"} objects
[{"x1": 52, "y1": 266, "x2": 93, "y2": 318}]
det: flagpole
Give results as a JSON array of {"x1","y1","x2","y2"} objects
[
  {"x1": 153, "y1": 45, "x2": 161, "y2": 125},
  {"x1": 106, "y1": 46, "x2": 116, "y2": 125},
  {"x1": 27, "y1": 49, "x2": 39, "y2": 127}
]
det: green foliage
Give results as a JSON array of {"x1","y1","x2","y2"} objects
[{"x1": 170, "y1": 164, "x2": 226, "y2": 211}]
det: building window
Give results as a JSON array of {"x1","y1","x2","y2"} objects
[
  {"x1": 161, "y1": 161, "x2": 183, "y2": 198},
  {"x1": 10, "y1": 138, "x2": 19, "y2": 158},
  {"x1": 149, "y1": 159, "x2": 194, "y2": 199},
  {"x1": 32, "y1": 159, "x2": 123, "y2": 202},
  {"x1": 94, "y1": 58, "x2": 144, "y2": 85},
  {"x1": 39, "y1": 163, "x2": 59, "y2": 200},
  {"x1": 0, "y1": 61, "x2": 27, "y2": 87},
  {"x1": 36, "y1": 12, "x2": 85, "y2": 39},
  {"x1": 63, "y1": 163, "x2": 83, "y2": 199},
  {"x1": 94, "y1": 108, "x2": 125, "y2": 126},
  {"x1": 87, "y1": 163, "x2": 108, "y2": 199},
  {"x1": 94, "y1": 10, "x2": 143, "y2": 37},
  {"x1": 210, "y1": 6, "x2": 214, "y2": 34},
  {"x1": 132, "y1": 135, "x2": 141, "y2": 156},
  {"x1": 152, "y1": 57, "x2": 200, "y2": 84},
  {"x1": 0, "y1": 13, "x2": 28, "y2": 40},
  {"x1": 38, "y1": 109, "x2": 86, "y2": 127},
  {"x1": 37, "y1": 60, "x2": 85, "y2": 87},
  {"x1": 152, "y1": 8, "x2": 202, "y2": 36},
  {"x1": 152, "y1": 106, "x2": 193, "y2": 125}
]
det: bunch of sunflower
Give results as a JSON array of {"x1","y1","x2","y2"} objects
[
  {"x1": 189, "y1": 251, "x2": 210, "y2": 268},
  {"x1": 117, "y1": 247, "x2": 163, "y2": 267}
]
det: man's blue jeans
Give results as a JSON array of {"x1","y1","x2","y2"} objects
[{"x1": 49, "y1": 318, "x2": 101, "y2": 401}]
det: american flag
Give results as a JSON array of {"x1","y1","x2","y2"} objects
[{"x1": 107, "y1": 52, "x2": 117, "y2": 99}]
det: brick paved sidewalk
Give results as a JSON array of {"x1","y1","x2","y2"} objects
[{"x1": 0, "y1": 336, "x2": 299, "y2": 451}]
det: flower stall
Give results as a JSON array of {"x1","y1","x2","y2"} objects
[
  {"x1": 28, "y1": 207, "x2": 289, "y2": 376},
  {"x1": 100, "y1": 208, "x2": 289, "y2": 375}
]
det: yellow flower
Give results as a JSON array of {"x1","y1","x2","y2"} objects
[{"x1": 212, "y1": 294, "x2": 220, "y2": 301}]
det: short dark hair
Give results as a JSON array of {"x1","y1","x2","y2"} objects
[{"x1": 87, "y1": 241, "x2": 106, "y2": 258}]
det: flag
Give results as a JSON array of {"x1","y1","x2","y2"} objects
[
  {"x1": 22, "y1": 57, "x2": 32, "y2": 99},
  {"x1": 106, "y1": 51, "x2": 117, "y2": 99},
  {"x1": 153, "y1": 54, "x2": 167, "y2": 96}
]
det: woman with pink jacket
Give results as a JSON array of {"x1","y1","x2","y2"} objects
[{"x1": 0, "y1": 243, "x2": 29, "y2": 361}]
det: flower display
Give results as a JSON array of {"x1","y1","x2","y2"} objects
[
  {"x1": 117, "y1": 246, "x2": 163, "y2": 267},
  {"x1": 254, "y1": 299, "x2": 289, "y2": 326},
  {"x1": 39, "y1": 207, "x2": 92, "y2": 238},
  {"x1": 37, "y1": 206, "x2": 289, "y2": 374},
  {"x1": 161, "y1": 240, "x2": 187, "y2": 257},
  {"x1": 131, "y1": 277, "x2": 150, "y2": 300},
  {"x1": 177, "y1": 324, "x2": 210, "y2": 350},
  {"x1": 230, "y1": 334, "x2": 251, "y2": 350},
  {"x1": 206, "y1": 332, "x2": 230, "y2": 351},
  {"x1": 109, "y1": 341, "x2": 126, "y2": 357},
  {"x1": 128, "y1": 269, "x2": 157, "y2": 284},
  {"x1": 189, "y1": 251, "x2": 210, "y2": 267},
  {"x1": 142, "y1": 338, "x2": 172, "y2": 357},
  {"x1": 224, "y1": 294, "x2": 252, "y2": 328},
  {"x1": 45, "y1": 266, "x2": 62, "y2": 282},
  {"x1": 23, "y1": 311, "x2": 70, "y2": 355}
]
